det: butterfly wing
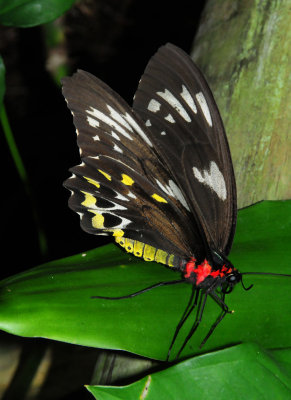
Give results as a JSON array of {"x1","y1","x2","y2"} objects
[
  {"x1": 62, "y1": 70, "x2": 208, "y2": 266},
  {"x1": 133, "y1": 43, "x2": 237, "y2": 255}
]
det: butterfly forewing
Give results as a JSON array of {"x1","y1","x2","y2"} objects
[{"x1": 133, "y1": 43, "x2": 237, "y2": 255}]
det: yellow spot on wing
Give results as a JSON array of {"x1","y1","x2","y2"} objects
[
  {"x1": 152, "y1": 193, "x2": 168, "y2": 203},
  {"x1": 84, "y1": 176, "x2": 100, "y2": 188},
  {"x1": 112, "y1": 230, "x2": 124, "y2": 237},
  {"x1": 121, "y1": 174, "x2": 134, "y2": 186},
  {"x1": 98, "y1": 169, "x2": 111, "y2": 181},
  {"x1": 81, "y1": 191, "x2": 96, "y2": 208},
  {"x1": 89, "y1": 210, "x2": 104, "y2": 229}
]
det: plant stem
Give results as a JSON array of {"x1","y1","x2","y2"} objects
[{"x1": 1, "y1": 104, "x2": 48, "y2": 257}]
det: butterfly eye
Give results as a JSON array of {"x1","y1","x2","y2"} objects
[{"x1": 227, "y1": 272, "x2": 241, "y2": 285}]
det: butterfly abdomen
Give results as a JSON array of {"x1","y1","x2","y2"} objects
[{"x1": 115, "y1": 236, "x2": 180, "y2": 268}]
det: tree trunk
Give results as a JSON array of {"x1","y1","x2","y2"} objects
[{"x1": 192, "y1": 0, "x2": 290, "y2": 208}]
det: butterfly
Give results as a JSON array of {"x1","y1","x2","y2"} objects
[{"x1": 62, "y1": 43, "x2": 244, "y2": 359}]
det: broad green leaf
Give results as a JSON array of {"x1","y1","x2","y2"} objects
[
  {"x1": 87, "y1": 344, "x2": 291, "y2": 400},
  {"x1": 0, "y1": 0, "x2": 76, "y2": 27},
  {"x1": 0, "y1": 201, "x2": 290, "y2": 360}
]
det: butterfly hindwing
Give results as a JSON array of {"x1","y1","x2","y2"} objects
[{"x1": 133, "y1": 43, "x2": 237, "y2": 255}]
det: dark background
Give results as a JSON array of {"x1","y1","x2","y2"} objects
[
  {"x1": 1, "y1": 0, "x2": 206, "y2": 277},
  {"x1": 0, "y1": 2, "x2": 230, "y2": 399}
]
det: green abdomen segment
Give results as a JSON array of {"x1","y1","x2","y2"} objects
[{"x1": 115, "y1": 236, "x2": 179, "y2": 268}]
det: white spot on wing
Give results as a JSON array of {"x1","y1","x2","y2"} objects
[
  {"x1": 124, "y1": 113, "x2": 153, "y2": 147},
  {"x1": 77, "y1": 212, "x2": 84, "y2": 220},
  {"x1": 111, "y1": 131, "x2": 120, "y2": 141},
  {"x1": 157, "y1": 89, "x2": 191, "y2": 122},
  {"x1": 145, "y1": 119, "x2": 152, "y2": 126},
  {"x1": 110, "y1": 214, "x2": 131, "y2": 229},
  {"x1": 86, "y1": 107, "x2": 133, "y2": 140},
  {"x1": 114, "y1": 190, "x2": 130, "y2": 201},
  {"x1": 195, "y1": 92, "x2": 212, "y2": 127},
  {"x1": 107, "y1": 105, "x2": 133, "y2": 132},
  {"x1": 193, "y1": 161, "x2": 226, "y2": 200},
  {"x1": 147, "y1": 99, "x2": 161, "y2": 113},
  {"x1": 93, "y1": 134, "x2": 100, "y2": 141},
  {"x1": 180, "y1": 85, "x2": 197, "y2": 113},
  {"x1": 160, "y1": 131, "x2": 166, "y2": 135},
  {"x1": 155, "y1": 179, "x2": 190, "y2": 211},
  {"x1": 127, "y1": 191, "x2": 137, "y2": 199},
  {"x1": 168, "y1": 180, "x2": 190, "y2": 211},
  {"x1": 87, "y1": 116, "x2": 100, "y2": 128},
  {"x1": 164, "y1": 114, "x2": 176, "y2": 123},
  {"x1": 88, "y1": 199, "x2": 127, "y2": 212},
  {"x1": 102, "y1": 155, "x2": 136, "y2": 172},
  {"x1": 113, "y1": 144, "x2": 123, "y2": 153},
  {"x1": 155, "y1": 179, "x2": 171, "y2": 196}
]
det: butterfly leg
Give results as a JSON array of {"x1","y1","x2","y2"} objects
[
  {"x1": 199, "y1": 290, "x2": 232, "y2": 348},
  {"x1": 174, "y1": 291, "x2": 208, "y2": 360},
  {"x1": 199, "y1": 308, "x2": 228, "y2": 348},
  {"x1": 166, "y1": 285, "x2": 199, "y2": 361},
  {"x1": 91, "y1": 279, "x2": 184, "y2": 300}
]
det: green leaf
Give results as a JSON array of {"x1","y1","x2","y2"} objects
[
  {"x1": 0, "y1": 201, "x2": 290, "y2": 360},
  {"x1": 86, "y1": 344, "x2": 291, "y2": 400},
  {"x1": 0, "y1": 0, "x2": 76, "y2": 27}
]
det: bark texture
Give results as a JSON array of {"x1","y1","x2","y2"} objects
[{"x1": 192, "y1": 0, "x2": 290, "y2": 207}]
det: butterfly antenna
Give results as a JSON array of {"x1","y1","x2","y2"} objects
[
  {"x1": 240, "y1": 272, "x2": 291, "y2": 291},
  {"x1": 91, "y1": 279, "x2": 185, "y2": 300},
  {"x1": 241, "y1": 272, "x2": 291, "y2": 277},
  {"x1": 241, "y1": 276, "x2": 253, "y2": 291}
]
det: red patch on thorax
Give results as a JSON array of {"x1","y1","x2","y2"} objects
[
  {"x1": 184, "y1": 258, "x2": 231, "y2": 285},
  {"x1": 184, "y1": 257, "x2": 196, "y2": 279},
  {"x1": 194, "y1": 259, "x2": 212, "y2": 285}
]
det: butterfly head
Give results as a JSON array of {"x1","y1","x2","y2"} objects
[{"x1": 222, "y1": 268, "x2": 242, "y2": 293}]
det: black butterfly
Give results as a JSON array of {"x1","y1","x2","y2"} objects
[{"x1": 62, "y1": 43, "x2": 244, "y2": 359}]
